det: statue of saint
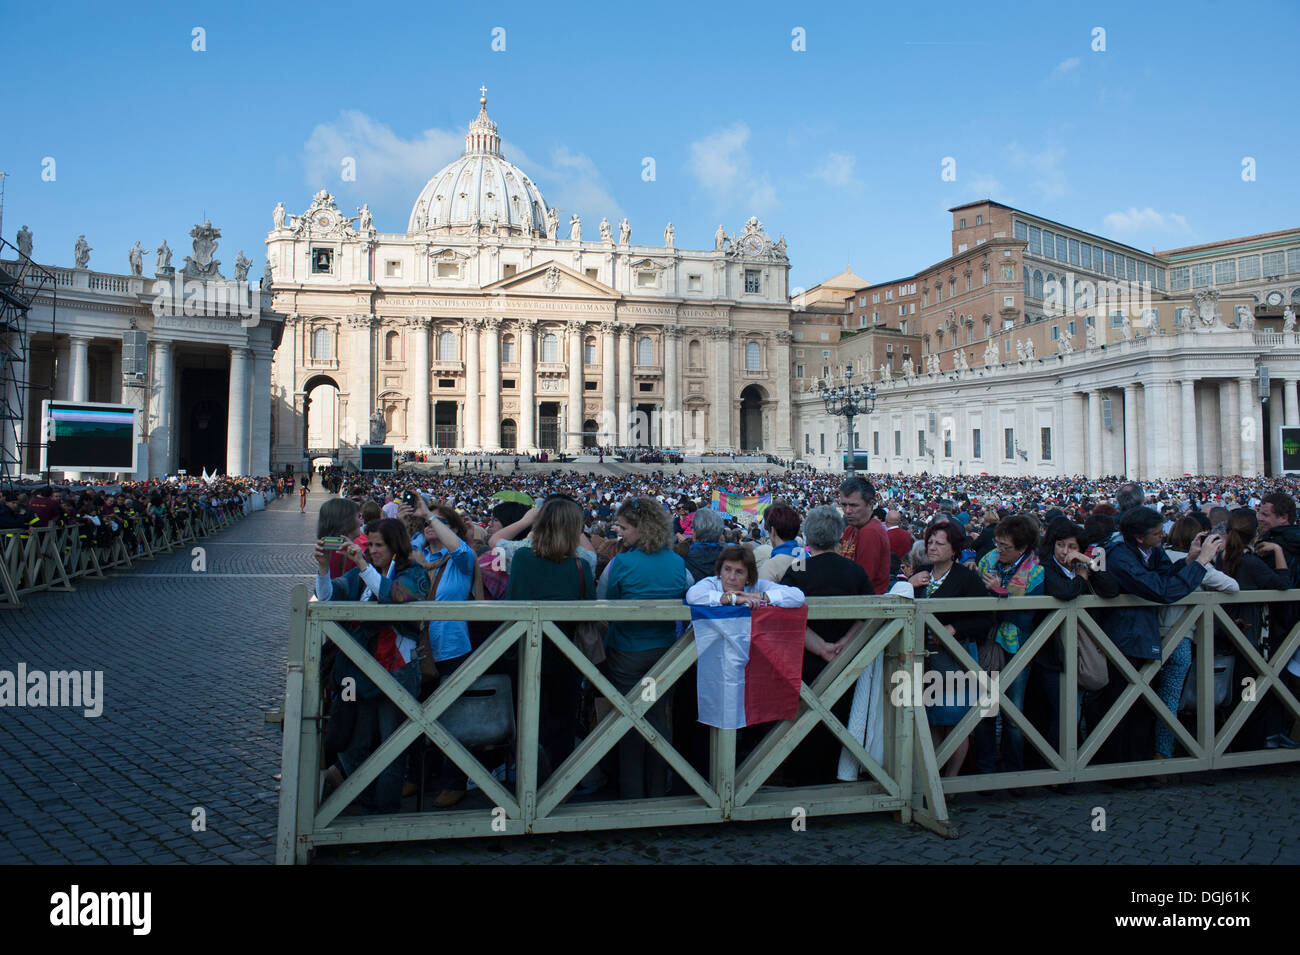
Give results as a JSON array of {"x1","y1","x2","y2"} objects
[
  {"x1": 1015, "y1": 340, "x2": 1026, "y2": 361},
  {"x1": 1284, "y1": 305, "x2": 1296, "y2": 334},
  {"x1": 1235, "y1": 305, "x2": 1254, "y2": 329},
  {"x1": 956, "y1": 349, "x2": 968, "y2": 371},
  {"x1": 664, "y1": 222, "x2": 674, "y2": 247},
  {"x1": 1025, "y1": 339, "x2": 1035, "y2": 360},
  {"x1": 569, "y1": 214, "x2": 581, "y2": 242},
  {"x1": 156, "y1": 239, "x2": 172, "y2": 271},
  {"x1": 902, "y1": 358, "x2": 914, "y2": 379},
  {"x1": 234, "y1": 250, "x2": 252, "y2": 282},
  {"x1": 546, "y1": 208, "x2": 559, "y2": 240},
  {"x1": 74, "y1": 235, "x2": 92, "y2": 269},
  {"x1": 273, "y1": 202, "x2": 286, "y2": 229},
  {"x1": 879, "y1": 362, "x2": 891, "y2": 383},
  {"x1": 369, "y1": 409, "x2": 387, "y2": 445},
  {"x1": 261, "y1": 257, "x2": 275, "y2": 291},
  {"x1": 1120, "y1": 313, "x2": 1132, "y2": 341},
  {"x1": 619, "y1": 218, "x2": 630, "y2": 245},
  {"x1": 358, "y1": 204, "x2": 373, "y2": 232},
  {"x1": 1086, "y1": 324, "x2": 1099, "y2": 348},
  {"x1": 984, "y1": 341, "x2": 998, "y2": 366},
  {"x1": 599, "y1": 217, "x2": 612, "y2": 243},
  {"x1": 714, "y1": 224, "x2": 728, "y2": 251},
  {"x1": 16, "y1": 225, "x2": 32, "y2": 259},
  {"x1": 128, "y1": 241, "x2": 146, "y2": 276}
]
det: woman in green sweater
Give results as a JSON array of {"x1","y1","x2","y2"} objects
[{"x1": 505, "y1": 495, "x2": 595, "y2": 773}]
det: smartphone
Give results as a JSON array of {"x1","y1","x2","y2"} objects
[
  {"x1": 320, "y1": 536, "x2": 349, "y2": 551},
  {"x1": 960, "y1": 549, "x2": 976, "y2": 563}
]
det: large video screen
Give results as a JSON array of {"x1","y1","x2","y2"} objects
[
  {"x1": 41, "y1": 401, "x2": 137, "y2": 473},
  {"x1": 360, "y1": 445, "x2": 394, "y2": 472}
]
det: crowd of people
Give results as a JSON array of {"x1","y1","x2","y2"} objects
[
  {"x1": 309, "y1": 462, "x2": 1300, "y2": 813},
  {"x1": 0, "y1": 475, "x2": 274, "y2": 555}
]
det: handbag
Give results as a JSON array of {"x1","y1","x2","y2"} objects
[
  {"x1": 1077, "y1": 631, "x2": 1109, "y2": 691},
  {"x1": 977, "y1": 633, "x2": 1006, "y2": 672},
  {"x1": 572, "y1": 558, "x2": 607, "y2": 665}
]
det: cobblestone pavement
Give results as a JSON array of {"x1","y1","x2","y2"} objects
[{"x1": 1, "y1": 492, "x2": 1297, "y2": 864}]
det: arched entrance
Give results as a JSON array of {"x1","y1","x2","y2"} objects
[
  {"x1": 302, "y1": 374, "x2": 341, "y2": 459},
  {"x1": 739, "y1": 384, "x2": 765, "y2": 451},
  {"x1": 500, "y1": 419, "x2": 517, "y2": 450},
  {"x1": 582, "y1": 419, "x2": 598, "y2": 448}
]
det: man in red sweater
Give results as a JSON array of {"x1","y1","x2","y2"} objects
[{"x1": 838, "y1": 477, "x2": 890, "y2": 594}]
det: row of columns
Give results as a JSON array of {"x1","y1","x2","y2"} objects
[{"x1": 1077, "y1": 377, "x2": 1290, "y2": 479}]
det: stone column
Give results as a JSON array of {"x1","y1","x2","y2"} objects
[
  {"x1": 1181, "y1": 379, "x2": 1198, "y2": 475},
  {"x1": 1285, "y1": 379, "x2": 1299, "y2": 427},
  {"x1": 463, "y1": 318, "x2": 482, "y2": 452},
  {"x1": 1269, "y1": 382, "x2": 1285, "y2": 476},
  {"x1": 483, "y1": 317, "x2": 502, "y2": 451},
  {"x1": 601, "y1": 322, "x2": 618, "y2": 446},
  {"x1": 713, "y1": 327, "x2": 733, "y2": 449},
  {"x1": 227, "y1": 346, "x2": 252, "y2": 476},
  {"x1": 1225, "y1": 380, "x2": 1242, "y2": 475},
  {"x1": 408, "y1": 316, "x2": 431, "y2": 450},
  {"x1": 618, "y1": 325, "x2": 633, "y2": 445},
  {"x1": 1062, "y1": 392, "x2": 1082, "y2": 476},
  {"x1": 1240, "y1": 377, "x2": 1262, "y2": 477},
  {"x1": 69, "y1": 336, "x2": 91, "y2": 403},
  {"x1": 1122, "y1": 383, "x2": 1139, "y2": 480},
  {"x1": 519, "y1": 319, "x2": 536, "y2": 452},
  {"x1": 251, "y1": 348, "x2": 272, "y2": 476},
  {"x1": 566, "y1": 320, "x2": 585, "y2": 454},
  {"x1": 347, "y1": 315, "x2": 375, "y2": 450},
  {"x1": 1087, "y1": 389, "x2": 1103, "y2": 479},
  {"x1": 148, "y1": 340, "x2": 173, "y2": 478},
  {"x1": 663, "y1": 325, "x2": 680, "y2": 447},
  {"x1": 774, "y1": 330, "x2": 794, "y2": 457},
  {"x1": 1143, "y1": 381, "x2": 1168, "y2": 479}
]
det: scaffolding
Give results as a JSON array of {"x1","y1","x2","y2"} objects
[{"x1": 0, "y1": 236, "x2": 54, "y2": 480}]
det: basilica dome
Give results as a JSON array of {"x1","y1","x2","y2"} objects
[{"x1": 407, "y1": 95, "x2": 549, "y2": 236}]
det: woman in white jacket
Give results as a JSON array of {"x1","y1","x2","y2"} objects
[{"x1": 686, "y1": 545, "x2": 806, "y2": 608}]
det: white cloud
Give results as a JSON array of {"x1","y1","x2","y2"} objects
[
  {"x1": 299, "y1": 110, "x2": 622, "y2": 226},
  {"x1": 1004, "y1": 142, "x2": 1068, "y2": 201},
  {"x1": 688, "y1": 122, "x2": 778, "y2": 213},
  {"x1": 1054, "y1": 57, "x2": 1080, "y2": 75},
  {"x1": 1103, "y1": 207, "x2": 1191, "y2": 234},
  {"x1": 509, "y1": 143, "x2": 623, "y2": 223},
  {"x1": 302, "y1": 110, "x2": 461, "y2": 205},
  {"x1": 964, "y1": 173, "x2": 1006, "y2": 200},
  {"x1": 811, "y1": 151, "x2": 863, "y2": 193}
]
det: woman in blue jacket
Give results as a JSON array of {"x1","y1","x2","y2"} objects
[
  {"x1": 1104, "y1": 507, "x2": 1223, "y2": 765},
  {"x1": 314, "y1": 518, "x2": 430, "y2": 813}
]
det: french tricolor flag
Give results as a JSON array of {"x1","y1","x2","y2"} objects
[{"x1": 690, "y1": 603, "x2": 809, "y2": 729}]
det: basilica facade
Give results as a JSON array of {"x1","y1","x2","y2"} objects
[{"x1": 266, "y1": 95, "x2": 794, "y2": 470}]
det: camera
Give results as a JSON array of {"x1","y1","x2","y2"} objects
[{"x1": 403, "y1": 491, "x2": 419, "y2": 506}]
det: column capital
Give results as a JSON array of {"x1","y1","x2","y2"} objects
[
  {"x1": 482, "y1": 316, "x2": 503, "y2": 332},
  {"x1": 230, "y1": 345, "x2": 252, "y2": 361},
  {"x1": 516, "y1": 317, "x2": 538, "y2": 334},
  {"x1": 599, "y1": 320, "x2": 618, "y2": 335},
  {"x1": 774, "y1": 329, "x2": 794, "y2": 344},
  {"x1": 565, "y1": 319, "x2": 586, "y2": 336},
  {"x1": 708, "y1": 326, "x2": 734, "y2": 341},
  {"x1": 465, "y1": 316, "x2": 485, "y2": 331},
  {"x1": 405, "y1": 315, "x2": 432, "y2": 329}
]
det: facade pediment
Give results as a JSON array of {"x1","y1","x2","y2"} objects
[{"x1": 483, "y1": 262, "x2": 620, "y2": 300}]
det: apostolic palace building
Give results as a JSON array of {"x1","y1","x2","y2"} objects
[
  {"x1": 3, "y1": 93, "x2": 1300, "y2": 481},
  {"x1": 266, "y1": 93, "x2": 795, "y2": 468}
]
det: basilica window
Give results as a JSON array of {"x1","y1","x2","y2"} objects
[
  {"x1": 745, "y1": 340, "x2": 760, "y2": 371},
  {"x1": 384, "y1": 331, "x2": 400, "y2": 361},
  {"x1": 637, "y1": 271, "x2": 656, "y2": 288},
  {"x1": 744, "y1": 270, "x2": 761, "y2": 294},
  {"x1": 311, "y1": 328, "x2": 332, "y2": 361},
  {"x1": 689, "y1": 339, "x2": 702, "y2": 370},
  {"x1": 438, "y1": 331, "x2": 456, "y2": 362},
  {"x1": 311, "y1": 248, "x2": 333, "y2": 274},
  {"x1": 584, "y1": 337, "x2": 597, "y2": 365},
  {"x1": 688, "y1": 274, "x2": 702, "y2": 291},
  {"x1": 501, "y1": 335, "x2": 516, "y2": 364},
  {"x1": 637, "y1": 337, "x2": 653, "y2": 366},
  {"x1": 437, "y1": 262, "x2": 459, "y2": 279},
  {"x1": 542, "y1": 333, "x2": 559, "y2": 363}
]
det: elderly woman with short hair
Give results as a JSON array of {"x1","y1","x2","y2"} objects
[{"x1": 683, "y1": 507, "x2": 725, "y2": 582}]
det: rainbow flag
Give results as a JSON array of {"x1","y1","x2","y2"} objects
[{"x1": 710, "y1": 490, "x2": 772, "y2": 517}]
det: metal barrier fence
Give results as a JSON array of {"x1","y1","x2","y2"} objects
[
  {"x1": 0, "y1": 491, "x2": 268, "y2": 608},
  {"x1": 276, "y1": 587, "x2": 1300, "y2": 864}
]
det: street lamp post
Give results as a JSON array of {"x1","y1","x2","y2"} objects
[{"x1": 818, "y1": 367, "x2": 877, "y2": 477}]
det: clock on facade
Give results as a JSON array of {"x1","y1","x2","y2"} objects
[{"x1": 1267, "y1": 290, "x2": 1284, "y2": 306}]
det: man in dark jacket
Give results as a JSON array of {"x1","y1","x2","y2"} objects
[{"x1": 1255, "y1": 492, "x2": 1300, "y2": 748}]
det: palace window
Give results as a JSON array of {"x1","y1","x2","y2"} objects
[
  {"x1": 746, "y1": 341, "x2": 760, "y2": 371},
  {"x1": 437, "y1": 331, "x2": 456, "y2": 361},
  {"x1": 1215, "y1": 260, "x2": 1236, "y2": 285},
  {"x1": 1238, "y1": 256, "x2": 1261, "y2": 280},
  {"x1": 796, "y1": 364, "x2": 804, "y2": 378},
  {"x1": 1014, "y1": 221, "x2": 1028, "y2": 241},
  {"x1": 1192, "y1": 263, "x2": 1213, "y2": 287},
  {"x1": 1080, "y1": 244, "x2": 1092, "y2": 270},
  {"x1": 1262, "y1": 251, "x2": 1286, "y2": 277},
  {"x1": 311, "y1": 328, "x2": 331, "y2": 360},
  {"x1": 541, "y1": 333, "x2": 559, "y2": 363}
]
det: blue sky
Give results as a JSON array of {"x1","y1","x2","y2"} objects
[{"x1": 3, "y1": 0, "x2": 1297, "y2": 292}]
